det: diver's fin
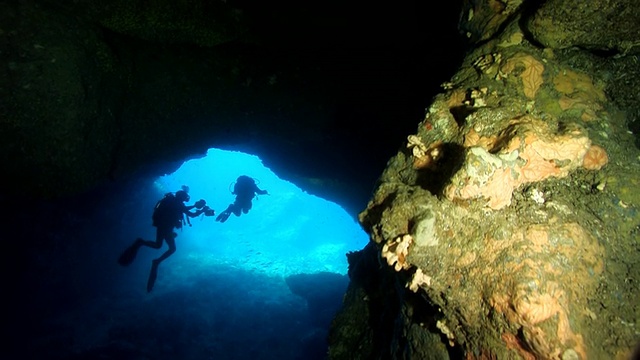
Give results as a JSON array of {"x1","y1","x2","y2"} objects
[
  {"x1": 147, "y1": 260, "x2": 159, "y2": 293},
  {"x1": 118, "y1": 239, "x2": 143, "y2": 266},
  {"x1": 216, "y1": 210, "x2": 231, "y2": 223}
]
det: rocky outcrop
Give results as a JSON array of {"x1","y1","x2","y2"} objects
[
  {"x1": 524, "y1": 0, "x2": 640, "y2": 54},
  {"x1": 329, "y1": 0, "x2": 640, "y2": 359}
]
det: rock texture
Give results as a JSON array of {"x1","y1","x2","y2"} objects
[
  {"x1": 329, "y1": 0, "x2": 640, "y2": 359},
  {"x1": 524, "y1": 0, "x2": 640, "y2": 54}
]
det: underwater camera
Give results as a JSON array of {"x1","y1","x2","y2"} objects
[
  {"x1": 202, "y1": 206, "x2": 215, "y2": 217},
  {"x1": 194, "y1": 199, "x2": 207, "y2": 209}
]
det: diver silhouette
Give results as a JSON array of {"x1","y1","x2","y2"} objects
[
  {"x1": 216, "y1": 175, "x2": 268, "y2": 223},
  {"x1": 117, "y1": 185, "x2": 214, "y2": 292}
]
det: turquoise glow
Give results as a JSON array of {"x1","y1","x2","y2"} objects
[{"x1": 153, "y1": 148, "x2": 369, "y2": 279}]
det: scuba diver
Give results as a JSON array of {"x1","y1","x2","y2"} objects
[
  {"x1": 216, "y1": 175, "x2": 268, "y2": 223},
  {"x1": 118, "y1": 185, "x2": 215, "y2": 292}
]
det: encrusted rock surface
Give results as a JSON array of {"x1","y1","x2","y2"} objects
[
  {"x1": 329, "y1": 0, "x2": 640, "y2": 359},
  {"x1": 524, "y1": 0, "x2": 640, "y2": 55}
]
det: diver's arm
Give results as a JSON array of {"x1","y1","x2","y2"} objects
[
  {"x1": 182, "y1": 203, "x2": 204, "y2": 217},
  {"x1": 184, "y1": 208, "x2": 205, "y2": 218},
  {"x1": 253, "y1": 183, "x2": 268, "y2": 195}
]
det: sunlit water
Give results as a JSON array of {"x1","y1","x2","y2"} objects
[{"x1": 151, "y1": 148, "x2": 369, "y2": 285}]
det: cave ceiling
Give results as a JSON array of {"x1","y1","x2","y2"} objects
[{"x1": 0, "y1": 0, "x2": 465, "y2": 212}]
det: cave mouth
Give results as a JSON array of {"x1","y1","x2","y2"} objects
[
  {"x1": 8, "y1": 147, "x2": 367, "y2": 360},
  {"x1": 150, "y1": 148, "x2": 369, "y2": 280},
  {"x1": 109, "y1": 145, "x2": 365, "y2": 359}
]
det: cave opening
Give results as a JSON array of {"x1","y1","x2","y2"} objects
[
  {"x1": 8, "y1": 148, "x2": 368, "y2": 360},
  {"x1": 148, "y1": 148, "x2": 369, "y2": 278}
]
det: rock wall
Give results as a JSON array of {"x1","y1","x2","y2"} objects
[{"x1": 329, "y1": 0, "x2": 640, "y2": 359}]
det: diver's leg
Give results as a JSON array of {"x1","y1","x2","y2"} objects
[
  {"x1": 242, "y1": 201, "x2": 253, "y2": 214},
  {"x1": 154, "y1": 235, "x2": 177, "y2": 263},
  {"x1": 231, "y1": 202, "x2": 242, "y2": 216},
  {"x1": 140, "y1": 229, "x2": 166, "y2": 249},
  {"x1": 147, "y1": 233, "x2": 176, "y2": 292},
  {"x1": 119, "y1": 228, "x2": 166, "y2": 266}
]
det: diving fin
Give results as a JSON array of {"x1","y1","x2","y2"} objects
[
  {"x1": 118, "y1": 239, "x2": 143, "y2": 266},
  {"x1": 216, "y1": 210, "x2": 231, "y2": 223},
  {"x1": 147, "y1": 260, "x2": 159, "y2": 293}
]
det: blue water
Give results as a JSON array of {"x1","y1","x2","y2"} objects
[{"x1": 151, "y1": 148, "x2": 368, "y2": 279}]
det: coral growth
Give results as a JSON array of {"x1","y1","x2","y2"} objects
[
  {"x1": 445, "y1": 116, "x2": 591, "y2": 209},
  {"x1": 446, "y1": 88, "x2": 467, "y2": 108},
  {"x1": 381, "y1": 234, "x2": 412, "y2": 271},
  {"x1": 500, "y1": 53, "x2": 545, "y2": 99},
  {"x1": 582, "y1": 144, "x2": 608, "y2": 170},
  {"x1": 553, "y1": 69, "x2": 607, "y2": 122},
  {"x1": 482, "y1": 223, "x2": 600, "y2": 359},
  {"x1": 407, "y1": 268, "x2": 432, "y2": 292},
  {"x1": 407, "y1": 135, "x2": 443, "y2": 170}
]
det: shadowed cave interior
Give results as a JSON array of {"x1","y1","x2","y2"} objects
[{"x1": 3, "y1": 1, "x2": 468, "y2": 359}]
